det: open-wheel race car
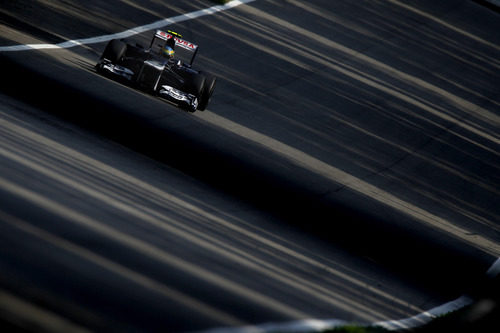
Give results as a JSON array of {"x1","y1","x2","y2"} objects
[{"x1": 95, "y1": 30, "x2": 216, "y2": 112}]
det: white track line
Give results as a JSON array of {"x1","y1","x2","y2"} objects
[
  {"x1": 0, "y1": 0, "x2": 255, "y2": 52},
  {"x1": 374, "y1": 296, "x2": 473, "y2": 331},
  {"x1": 202, "y1": 258, "x2": 500, "y2": 333}
]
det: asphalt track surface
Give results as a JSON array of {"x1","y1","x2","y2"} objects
[{"x1": 0, "y1": 0, "x2": 499, "y2": 332}]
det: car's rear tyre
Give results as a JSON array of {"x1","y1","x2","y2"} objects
[
  {"x1": 101, "y1": 39, "x2": 127, "y2": 63},
  {"x1": 198, "y1": 74, "x2": 216, "y2": 111}
]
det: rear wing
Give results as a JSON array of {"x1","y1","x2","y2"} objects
[{"x1": 150, "y1": 30, "x2": 199, "y2": 65}]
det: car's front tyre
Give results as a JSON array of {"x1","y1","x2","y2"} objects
[
  {"x1": 198, "y1": 74, "x2": 216, "y2": 111},
  {"x1": 187, "y1": 74, "x2": 205, "y2": 112}
]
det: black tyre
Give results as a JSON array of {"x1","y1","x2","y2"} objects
[
  {"x1": 198, "y1": 74, "x2": 216, "y2": 111},
  {"x1": 101, "y1": 39, "x2": 127, "y2": 63},
  {"x1": 190, "y1": 74, "x2": 206, "y2": 97},
  {"x1": 188, "y1": 74, "x2": 206, "y2": 112}
]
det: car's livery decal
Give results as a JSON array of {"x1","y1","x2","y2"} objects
[{"x1": 155, "y1": 30, "x2": 198, "y2": 51}]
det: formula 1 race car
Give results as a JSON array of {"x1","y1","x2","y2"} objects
[{"x1": 95, "y1": 30, "x2": 216, "y2": 112}]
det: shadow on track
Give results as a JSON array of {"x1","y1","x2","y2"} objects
[{"x1": 0, "y1": 51, "x2": 492, "y2": 300}]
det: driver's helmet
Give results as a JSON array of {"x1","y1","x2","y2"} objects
[{"x1": 162, "y1": 45, "x2": 174, "y2": 58}]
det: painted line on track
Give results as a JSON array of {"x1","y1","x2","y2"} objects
[
  {"x1": 201, "y1": 258, "x2": 500, "y2": 333},
  {"x1": 0, "y1": 0, "x2": 255, "y2": 52}
]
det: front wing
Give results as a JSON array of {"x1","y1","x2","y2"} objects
[{"x1": 96, "y1": 60, "x2": 199, "y2": 111}]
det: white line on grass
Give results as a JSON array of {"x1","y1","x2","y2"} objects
[
  {"x1": 201, "y1": 257, "x2": 500, "y2": 333},
  {"x1": 0, "y1": 0, "x2": 255, "y2": 52}
]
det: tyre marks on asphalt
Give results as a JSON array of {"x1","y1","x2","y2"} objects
[{"x1": 0, "y1": 107, "x2": 422, "y2": 325}]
